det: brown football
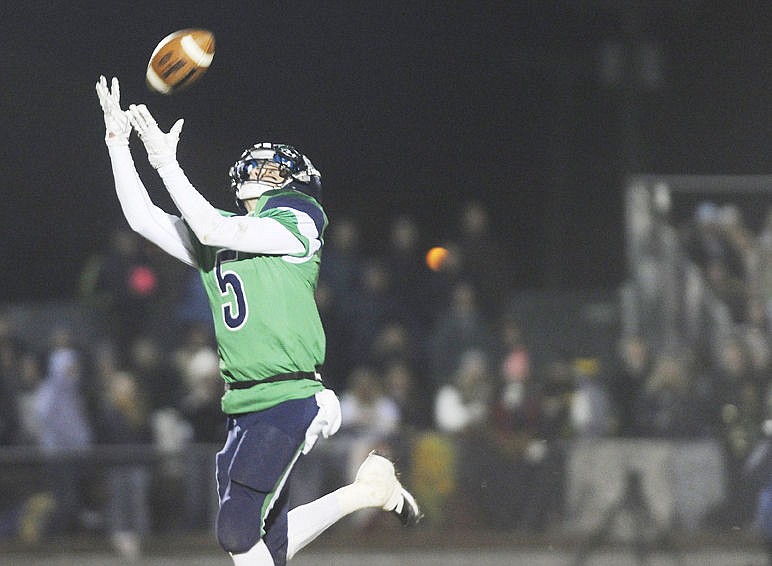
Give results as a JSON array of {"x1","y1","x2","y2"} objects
[{"x1": 145, "y1": 29, "x2": 215, "y2": 95}]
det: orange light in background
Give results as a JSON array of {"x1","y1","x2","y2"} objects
[{"x1": 425, "y1": 246, "x2": 449, "y2": 271}]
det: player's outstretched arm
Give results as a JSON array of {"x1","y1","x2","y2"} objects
[
  {"x1": 128, "y1": 103, "x2": 307, "y2": 256},
  {"x1": 96, "y1": 76, "x2": 197, "y2": 267}
]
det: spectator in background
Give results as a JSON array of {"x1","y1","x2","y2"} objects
[
  {"x1": 79, "y1": 228, "x2": 181, "y2": 364},
  {"x1": 429, "y1": 281, "x2": 491, "y2": 388},
  {"x1": 434, "y1": 349, "x2": 496, "y2": 527},
  {"x1": 489, "y1": 321, "x2": 558, "y2": 532},
  {"x1": 36, "y1": 327, "x2": 95, "y2": 535},
  {"x1": 338, "y1": 366, "x2": 401, "y2": 480},
  {"x1": 14, "y1": 351, "x2": 44, "y2": 446},
  {"x1": 168, "y1": 329, "x2": 220, "y2": 461},
  {"x1": 682, "y1": 201, "x2": 754, "y2": 323},
  {"x1": 99, "y1": 370, "x2": 152, "y2": 561},
  {"x1": 384, "y1": 215, "x2": 433, "y2": 335},
  {"x1": 177, "y1": 346, "x2": 224, "y2": 530},
  {"x1": 710, "y1": 337, "x2": 768, "y2": 527},
  {"x1": 371, "y1": 323, "x2": 433, "y2": 456},
  {"x1": 382, "y1": 359, "x2": 432, "y2": 435},
  {"x1": 370, "y1": 320, "x2": 422, "y2": 374},
  {"x1": 740, "y1": 296, "x2": 771, "y2": 387},
  {"x1": 171, "y1": 322, "x2": 216, "y2": 381},
  {"x1": 129, "y1": 335, "x2": 182, "y2": 413},
  {"x1": 316, "y1": 217, "x2": 364, "y2": 384},
  {"x1": 174, "y1": 268, "x2": 214, "y2": 335},
  {"x1": 569, "y1": 357, "x2": 614, "y2": 439},
  {"x1": 682, "y1": 201, "x2": 741, "y2": 279},
  {"x1": 717, "y1": 204, "x2": 757, "y2": 291},
  {"x1": 489, "y1": 316, "x2": 552, "y2": 479},
  {"x1": 313, "y1": 279, "x2": 348, "y2": 392},
  {"x1": 611, "y1": 335, "x2": 651, "y2": 437},
  {"x1": 745, "y1": 419, "x2": 772, "y2": 566},
  {"x1": 491, "y1": 317, "x2": 534, "y2": 430},
  {"x1": 343, "y1": 260, "x2": 409, "y2": 365},
  {"x1": 714, "y1": 338, "x2": 764, "y2": 437},
  {"x1": 318, "y1": 217, "x2": 362, "y2": 302},
  {"x1": 0, "y1": 315, "x2": 25, "y2": 445},
  {"x1": 138, "y1": 241, "x2": 191, "y2": 347},
  {"x1": 757, "y1": 207, "x2": 772, "y2": 323},
  {"x1": 538, "y1": 357, "x2": 578, "y2": 441},
  {"x1": 455, "y1": 201, "x2": 514, "y2": 318},
  {"x1": 705, "y1": 258, "x2": 749, "y2": 324},
  {"x1": 178, "y1": 346, "x2": 224, "y2": 443},
  {"x1": 79, "y1": 229, "x2": 150, "y2": 361},
  {"x1": 434, "y1": 349, "x2": 493, "y2": 436},
  {"x1": 636, "y1": 351, "x2": 708, "y2": 438}
]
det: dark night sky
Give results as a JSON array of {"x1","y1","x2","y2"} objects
[{"x1": 1, "y1": 2, "x2": 770, "y2": 301}]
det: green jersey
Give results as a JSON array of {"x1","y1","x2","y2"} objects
[{"x1": 188, "y1": 189, "x2": 327, "y2": 414}]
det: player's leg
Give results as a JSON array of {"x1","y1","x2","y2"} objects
[
  {"x1": 219, "y1": 478, "x2": 284, "y2": 565},
  {"x1": 286, "y1": 451, "x2": 423, "y2": 560},
  {"x1": 216, "y1": 398, "x2": 318, "y2": 566},
  {"x1": 229, "y1": 540, "x2": 274, "y2": 566},
  {"x1": 261, "y1": 484, "x2": 290, "y2": 564}
]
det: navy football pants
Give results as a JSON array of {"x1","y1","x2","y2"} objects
[{"x1": 215, "y1": 396, "x2": 319, "y2": 564}]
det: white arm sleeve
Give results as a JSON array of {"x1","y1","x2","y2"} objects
[
  {"x1": 156, "y1": 161, "x2": 305, "y2": 255},
  {"x1": 107, "y1": 145, "x2": 198, "y2": 266}
]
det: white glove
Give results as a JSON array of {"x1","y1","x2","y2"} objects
[
  {"x1": 303, "y1": 388, "x2": 342, "y2": 454},
  {"x1": 128, "y1": 104, "x2": 184, "y2": 169},
  {"x1": 95, "y1": 75, "x2": 131, "y2": 146}
]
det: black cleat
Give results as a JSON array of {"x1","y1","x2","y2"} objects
[{"x1": 393, "y1": 486, "x2": 424, "y2": 526}]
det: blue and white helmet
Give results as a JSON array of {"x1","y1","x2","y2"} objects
[{"x1": 228, "y1": 142, "x2": 322, "y2": 204}]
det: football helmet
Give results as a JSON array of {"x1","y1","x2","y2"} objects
[{"x1": 228, "y1": 142, "x2": 322, "y2": 206}]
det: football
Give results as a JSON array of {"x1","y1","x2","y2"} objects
[{"x1": 145, "y1": 29, "x2": 215, "y2": 95}]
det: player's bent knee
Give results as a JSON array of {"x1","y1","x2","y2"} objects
[{"x1": 216, "y1": 499, "x2": 263, "y2": 554}]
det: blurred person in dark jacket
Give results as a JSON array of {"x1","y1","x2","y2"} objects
[
  {"x1": 100, "y1": 370, "x2": 152, "y2": 560},
  {"x1": 611, "y1": 335, "x2": 652, "y2": 437},
  {"x1": 177, "y1": 347, "x2": 225, "y2": 530},
  {"x1": 745, "y1": 419, "x2": 772, "y2": 566},
  {"x1": 429, "y1": 282, "x2": 492, "y2": 388},
  {"x1": 0, "y1": 314, "x2": 30, "y2": 445},
  {"x1": 455, "y1": 201, "x2": 514, "y2": 319}
]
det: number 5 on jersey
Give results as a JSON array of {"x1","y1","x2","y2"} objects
[{"x1": 216, "y1": 249, "x2": 248, "y2": 330}]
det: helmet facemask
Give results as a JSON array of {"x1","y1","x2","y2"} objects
[
  {"x1": 229, "y1": 144, "x2": 292, "y2": 200},
  {"x1": 229, "y1": 143, "x2": 323, "y2": 209}
]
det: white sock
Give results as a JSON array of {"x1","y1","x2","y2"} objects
[
  {"x1": 286, "y1": 484, "x2": 369, "y2": 560},
  {"x1": 230, "y1": 540, "x2": 274, "y2": 565}
]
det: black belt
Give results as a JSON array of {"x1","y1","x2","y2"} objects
[{"x1": 224, "y1": 369, "x2": 321, "y2": 391}]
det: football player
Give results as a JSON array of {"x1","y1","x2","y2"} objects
[{"x1": 96, "y1": 76, "x2": 421, "y2": 565}]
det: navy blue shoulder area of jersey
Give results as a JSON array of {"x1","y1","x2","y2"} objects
[{"x1": 263, "y1": 194, "x2": 325, "y2": 236}]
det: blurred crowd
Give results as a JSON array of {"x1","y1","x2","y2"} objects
[{"x1": 0, "y1": 199, "x2": 771, "y2": 556}]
